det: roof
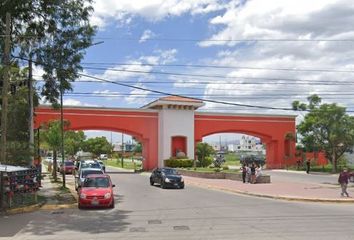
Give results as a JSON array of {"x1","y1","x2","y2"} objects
[
  {"x1": 159, "y1": 96, "x2": 203, "y2": 103},
  {"x1": 142, "y1": 96, "x2": 205, "y2": 109}
]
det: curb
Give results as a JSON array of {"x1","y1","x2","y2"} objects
[
  {"x1": 4, "y1": 202, "x2": 46, "y2": 215},
  {"x1": 187, "y1": 181, "x2": 354, "y2": 203}
]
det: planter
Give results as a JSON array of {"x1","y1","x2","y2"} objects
[{"x1": 178, "y1": 169, "x2": 271, "y2": 183}]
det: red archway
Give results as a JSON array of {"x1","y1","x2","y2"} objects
[
  {"x1": 195, "y1": 113, "x2": 296, "y2": 168},
  {"x1": 34, "y1": 106, "x2": 158, "y2": 170},
  {"x1": 35, "y1": 102, "x2": 296, "y2": 170}
]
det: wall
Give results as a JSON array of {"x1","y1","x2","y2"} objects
[{"x1": 158, "y1": 108, "x2": 195, "y2": 166}]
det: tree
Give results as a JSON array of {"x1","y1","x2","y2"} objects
[
  {"x1": 1, "y1": 0, "x2": 96, "y2": 104},
  {"x1": 82, "y1": 137, "x2": 113, "y2": 158},
  {"x1": 0, "y1": 64, "x2": 39, "y2": 165},
  {"x1": 133, "y1": 142, "x2": 142, "y2": 154},
  {"x1": 293, "y1": 95, "x2": 354, "y2": 172},
  {"x1": 41, "y1": 120, "x2": 69, "y2": 181},
  {"x1": 64, "y1": 130, "x2": 85, "y2": 156},
  {"x1": 196, "y1": 142, "x2": 215, "y2": 167}
]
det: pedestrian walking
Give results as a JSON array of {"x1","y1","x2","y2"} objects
[
  {"x1": 306, "y1": 159, "x2": 311, "y2": 174},
  {"x1": 241, "y1": 164, "x2": 247, "y2": 183},
  {"x1": 256, "y1": 164, "x2": 262, "y2": 182},
  {"x1": 250, "y1": 163, "x2": 256, "y2": 184},
  {"x1": 338, "y1": 168, "x2": 350, "y2": 197},
  {"x1": 246, "y1": 164, "x2": 251, "y2": 183}
]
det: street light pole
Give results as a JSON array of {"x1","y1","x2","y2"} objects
[{"x1": 60, "y1": 78, "x2": 66, "y2": 188}]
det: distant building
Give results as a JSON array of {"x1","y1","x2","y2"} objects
[
  {"x1": 228, "y1": 135, "x2": 263, "y2": 152},
  {"x1": 113, "y1": 141, "x2": 136, "y2": 152}
]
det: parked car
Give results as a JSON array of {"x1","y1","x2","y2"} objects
[
  {"x1": 45, "y1": 156, "x2": 53, "y2": 163},
  {"x1": 98, "y1": 160, "x2": 106, "y2": 172},
  {"x1": 75, "y1": 168, "x2": 104, "y2": 191},
  {"x1": 99, "y1": 154, "x2": 108, "y2": 160},
  {"x1": 78, "y1": 174, "x2": 115, "y2": 209},
  {"x1": 150, "y1": 167, "x2": 184, "y2": 189},
  {"x1": 240, "y1": 155, "x2": 265, "y2": 166},
  {"x1": 58, "y1": 161, "x2": 75, "y2": 174}
]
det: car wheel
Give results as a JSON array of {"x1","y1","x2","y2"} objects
[
  {"x1": 109, "y1": 200, "x2": 115, "y2": 209},
  {"x1": 161, "y1": 182, "x2": 165, "y2": 189},
  {"x1": 78, "y1": 202, "x2": 83, "y2": 209},
  {"x1": 180, "y1": 185, "x2": 185, "y2": 189},
  {"x1": 150, "y1": 178, "x2": 154, "y2": 186}
]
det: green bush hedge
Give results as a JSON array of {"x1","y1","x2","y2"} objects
[{"x1": 164, "y1": 158, "x2": 194, "y2": 168}]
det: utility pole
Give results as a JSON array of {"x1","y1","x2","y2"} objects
[
  {"x1": 28, "y1": 57, "x2": 34, "y2": 166},
  {"x1": 60, "y1": 78, "x2": 66, "y2": 188},
  {"x1": 121, "y1": 133, "x2": 124, "y2": 168},
  {"x1": 0, "y1": 13, "x2": 11, "y2": 164}
]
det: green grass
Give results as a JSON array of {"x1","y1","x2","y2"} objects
[
  {"x1": 179, "y1": 167, "x2": 240, "y2": 174},
  {"x1": 223, "y1": 153, "x2": 241, "y2": 166},
  {"x1": 104, "y1": 158, "x2": 142, "y2": 170}
]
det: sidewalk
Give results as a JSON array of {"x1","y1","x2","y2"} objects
[
  {"x1": 5, "y1": 169, "x2": 77, "y2": 214},
  {"x1": 184, "y1": 175, "x2": 354, "y2": 203}
]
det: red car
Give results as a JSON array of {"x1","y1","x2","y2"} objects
[
  {"x1": 78, "y1": 174, "x2": 115, "y2": 209},
  {"x1": 59, "y1": 161, "x2": 75, "y2": 174}
]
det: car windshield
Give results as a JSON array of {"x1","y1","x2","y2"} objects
[
  {"x1": 161, "y1": 168, "x2": 178, "y2": 175},
  {"x1": 82, "y1": 170, "x2": 103, "y2": 177},
  {"x1": 64, "y1": 161, "x2": 74, "y2": 166},
  {"x1": 81, "y1": 162, "x2": 101, "y2": 169},
  {"x1": 83, "y1": 177, "x2": 110, "y2": 188}
]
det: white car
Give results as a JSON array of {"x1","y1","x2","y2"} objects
[
  {"x1": 45, "y1": 156, "x2": 53, "y2": 163},
  {"x1": 75, "y1": 168, "x2": 104, "y2": 191}
]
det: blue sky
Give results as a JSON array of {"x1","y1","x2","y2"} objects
[{"x1": 35, "y1": 0, "x2": 354, "y2": 143}]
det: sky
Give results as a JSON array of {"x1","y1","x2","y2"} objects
[{"x1": 36, "y1": 0, "x2": 354, "y2": 143}]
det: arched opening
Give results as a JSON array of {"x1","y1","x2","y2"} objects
[
  {"x1": 79, "y1": 130, "x2": 143, "y2": 171},
  {"x1": 200, "y1": 132, "x2": 266, "y2": 167}
]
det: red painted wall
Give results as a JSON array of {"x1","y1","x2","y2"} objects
[
  {"x1": 194, "y1": 113, "x2": 297, "y2": 168},
  {"x1": 35, "y1": 106, "x2": 159, "y2": 170}
]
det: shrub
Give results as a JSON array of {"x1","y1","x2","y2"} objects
[
  {"x1": 164, "y1": 158, "x2": 194, "y2": 168},
  {"x1": 222, "y1": 166, "x2": 229, "y2": 170},
  {"x1": 214, "y1": 168, "x2": 221, "y2": 172},
  {"x1": 197, "y1": 156, "x2": 213, "y2": 167}
]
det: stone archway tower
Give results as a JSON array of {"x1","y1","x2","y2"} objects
[{"x1": 143, "y1": 96, "x2": 205, "y2": 167}]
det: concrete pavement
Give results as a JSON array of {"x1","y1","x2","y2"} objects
[
  {"x1": 5, "y1": 165, "x2": 353, "y2": 216},
  {"x1": 182, "y1": 170, "x2": 354, "y2": 203}
]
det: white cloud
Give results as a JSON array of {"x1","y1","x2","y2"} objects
[
  {"x1": 96, "y1": 49, "x2": 178, "y2": 81},
  {"x1": 139, "y1": 29, "x2": 156, "y2": 43},
  {"x1": 63, "y1": 99, "x2": 99, "y2": 107},
  {"x1": 124, "y1": 84, "x2": 150, "y2": 105},
  {"x1": 194, "y1": 0, "x2": 354, "y2": 116},
  {"x1": 91, "y1": 0, "x2": 228, "y2": 27}
]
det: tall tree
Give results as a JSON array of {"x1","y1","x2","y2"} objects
[
  {"x1": 41, "y1": 120, "x2": 69, "y2": 181},
  {"x1": 293, "y1": 95, "x2": 354, "y2": 172},
  {"x1": 82, "y1": 137, "x2": 113, "y2": 158},
  {"x1": 64, "y1": 130, "x2": 85, "y2": 156},
  {"x1": 0, "y1": 0, "x2": 96, "y2": 104},
  {"x1": 196, "y1": 142, "x2": 215, "y2": 167},
  {"x1": 0, "y1": 64, "x2": 39, "y2": 165}
]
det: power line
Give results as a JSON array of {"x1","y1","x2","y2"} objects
[
  {"x1": 34, "y1": 78, "x2": 354, "y2": 86},
  {"x1": 82, "y1": 66, "x2": 354, "y2": 84},
  {"x1": 16, "y1": 55, "x2": 353, "y2": 112},
  {"x1": 93, "y1": 37, "x2": 354, "y2": 42},
  {"x1": 77, "y1": 72, "x2": 297, "y2": 111},
  {"x1": 81, "y1": 62, "x2": 354, "y2": 74}
]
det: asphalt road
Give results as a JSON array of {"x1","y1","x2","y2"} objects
[{"x1": 1, "y1": 167, "x2": 354, "y2": 240}]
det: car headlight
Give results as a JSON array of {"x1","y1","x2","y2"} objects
[
  {"x1": 104, "y1": 193, "x2": 112, "y2": 199},
  {"x1": 164, "y1": 177, "x2": 170, "y2": 183},
  {"x1": 79, "y1": 193, "x2": 86, "y2": 199},
  {"x1": 180, "y1": 177, "x2": 184, "y2": 182}
]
